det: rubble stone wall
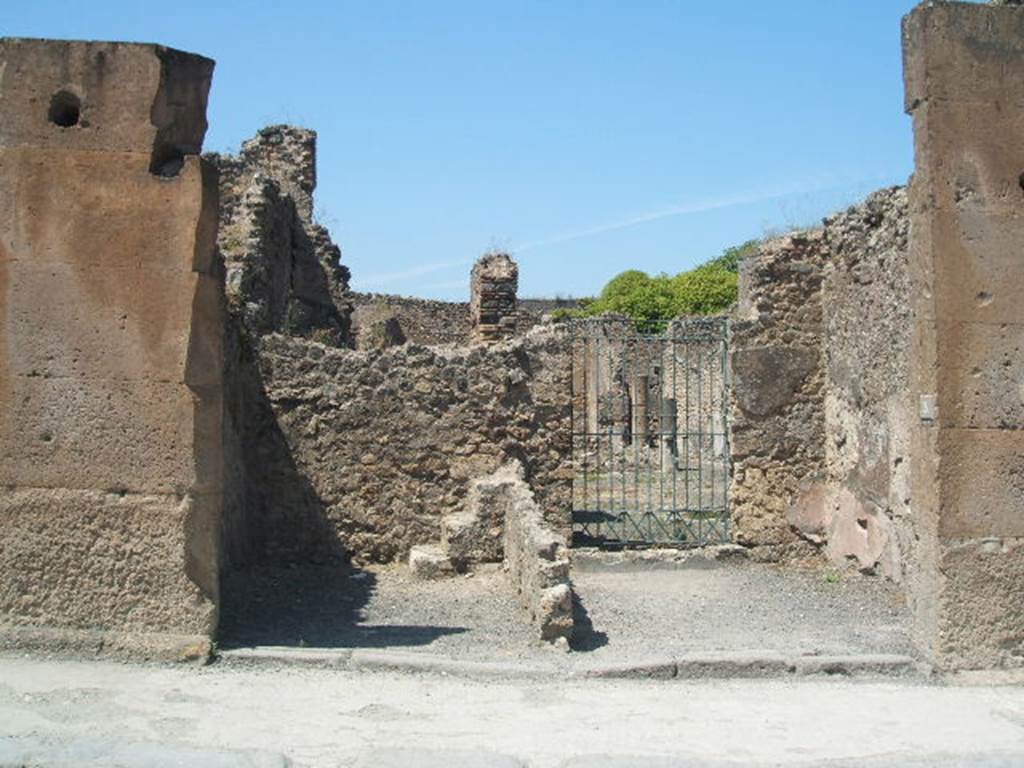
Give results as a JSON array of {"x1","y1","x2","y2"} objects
[
  {"x1": 206, "y1": 125, "x2": 351, "y2": 347},
  {"x1": 497, "y1": 463, "x2": 574, "y2": 643},
  {"x1": 209, "y1": 126, "x2": 354, "y2": 574},
  {"x1": 729, "y1": 232, "x2": 828, "y2": 562},
  {"x1": 350, "y1": 293, "x2": 579, "y2": 349},
  {"x1": 819, "y1": 188, "x2": 913, "y2": 580},
  {"x1": 0, "y1": 39, "x2": 226, "y2": 657},
  {"x1": 350, "y1": 293, "x2": 471, "y2": 347},
  {"x1": 729, "y1": 190, "x2": 915, "y2": 577},
  {"x1": 243, "y1": 329, "x2": 572, "y2": 564}
]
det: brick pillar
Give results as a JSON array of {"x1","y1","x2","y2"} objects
[
  {"x1": 904, "y1": 2, "x2": 1024, "y2": 670},
  {"x1": 470, "y1": 253, "x2": 518, "y2": 343}
]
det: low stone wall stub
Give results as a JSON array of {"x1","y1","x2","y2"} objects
[{"x1": 495, "y1": 463, "x2": 574, "y2": 643}]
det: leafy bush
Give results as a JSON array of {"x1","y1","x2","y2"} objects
[
  {"x1": 571, "y1": 240, "x2": 752, "y2": 328},
  {"x1": 703, "y1": 239, "x2": 757, "y2": 273},
  {"x1": 669, "y1": 264, "x2": 738, "y2": 316}
]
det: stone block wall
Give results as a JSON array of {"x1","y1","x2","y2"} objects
[
  {"x1": 729, "y1": 232, "x2": 828, "y2": 562},
  {"x1": 0, "y1": 39, "x2": 226, "y2": 656},
  {"x1": 903, "y1": 0, "x2": 1024, "y2": 670}
]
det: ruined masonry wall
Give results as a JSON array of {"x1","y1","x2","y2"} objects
[
  {"x1": 497, "y1": 463, "x2": 574, "y2": 643},
  {"x1": 471, "y1": 253, "x2": 519, "y2": 343},
  {"x1": 350, "y1": 293, "x2": 580, "y2": 349},
  {"x1": 206, "y1": 125, "x2": 351, "y2": 346},
  {"x1": 729, "y1": 232, "x2": 828, "y2": 562},
  {"x1": 245, "y1": 328, "x2": 572, "y2": 564},
  {"x1": 351, "y1": 293, "x2": 471, "y2": 347},
  {"x1": 209, "y1": 126, "x2": 354, "y2": 573},
  {"x1": 819, "y1": 188, "x2": 912, "y2": 579},
  {"x1": 729, "y1": 189, "x2": 914, "y2": 577},
  {"x1": 212, "y1": 128, "x2": 573, "y2": 570}
]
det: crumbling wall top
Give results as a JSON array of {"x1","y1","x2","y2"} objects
[
  {"x1": 0, "y1": 38, "x2": 213, "y2": 165},
  {"x1": 238, "y1": 125, "x2": 317, "y2": 222}
]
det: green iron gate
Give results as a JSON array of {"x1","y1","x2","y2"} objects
[{"x1": 570, "y1": 317, "x2": 730, "y2": 547}]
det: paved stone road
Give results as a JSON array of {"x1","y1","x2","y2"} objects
[{"x1": 2, "y1": 656, "x2": 1023, "y2": 767}]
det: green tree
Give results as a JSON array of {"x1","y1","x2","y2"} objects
[
  {"x1": 567, "y1": 239, "x2": 753, "y2": 329},
  {"x1": 669, "y1": 265, "x2": 739, "y2": 316}
]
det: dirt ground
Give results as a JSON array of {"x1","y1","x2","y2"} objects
[{"x1": 220, "y1": 556, "x2": 912, "y2": 666}]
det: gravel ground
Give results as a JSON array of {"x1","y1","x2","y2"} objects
[
  {"x1": 220, "y1": 557, "x2": 912, "y2": 665},
  {"x1": 572, "y1": 561, "x2": 912, "y2": 659}
]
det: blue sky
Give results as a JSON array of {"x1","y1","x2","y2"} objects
[{"x1": 3, "y1": 0, "x2": 919, "y2": 299}]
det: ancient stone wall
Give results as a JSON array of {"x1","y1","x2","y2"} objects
[
  {"x1": 519, "y1": 298, "x2": 581, "y2": 327},
  {"x1": 903, "y1": 0, "x2": 1024, "y2": 670},
  {"x1": 206, "y1": 125, "x2": 351, "y2": 347},
  {"x1": 817, "y1": 188, "x2": 913, "y2": 579},
  {"x1": 350, "y1": 292, "x2": 472, "y2": 347},
  {"x1": 211, "y1": 128, "x2": 574, "y2": 572},
  {"x1": 729, "y1": 191, "x2": 914, "y2": 576},
  {"x1": 350, "y1": 294, "x2": 574, "y2": 348},
  {"x1": 241, "y1": 328, "x2": 572, "y2": 564},
  {"x1": 0, "y1": 39, "x2": 226, "y2": 657},
  {"x1": 729, "y1": 232, "x2": 828, "y2": 562},
  {"x1": 208, "y1": 126, "x2": 354, "y2": 574},
  {"x1": 497, "y1": 463, "x2": 574, "y2": 643}
]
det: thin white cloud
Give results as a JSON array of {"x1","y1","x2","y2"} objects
[
  {"x1": 353, "y1": 176, "x2": 887, "y2": 291},
  {"x1": 512, "y1": 181, "x2": 839, "y2": 253},
  {"x1": 358, "y1": 258, "x2": 473, "y2": 287}
]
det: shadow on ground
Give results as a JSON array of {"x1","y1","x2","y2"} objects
[
  {"x1": 218, "y1": 565, "x2": 469, "y2": 649},
  {"x1": 571, "y1": 593, "x2": 609, "y2": 652},
  {"x1": 218, "y1": 340, "x2": 468, "y2": 650}
]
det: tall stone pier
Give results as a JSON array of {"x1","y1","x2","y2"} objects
[
  {"x1": 0, "y1": 40, "x2": 225, "y2": 657},
  {"x1": 904, "y1": 3, "x2": 1024, "y2": 670}
]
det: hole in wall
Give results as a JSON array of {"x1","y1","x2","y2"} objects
[
  {"x1": 1018, "y1": 172, "x2": 1024, "y2": 196},
  {"x1": 149, "y1": 144, "x2": 185, "y2": 178},
  {"x1": 47, "y1": 90, "x2": 81, "y2": 127}
]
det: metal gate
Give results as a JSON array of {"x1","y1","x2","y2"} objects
[{"x1": 570, "y1": 317, "x2": 730, "y2": 547}]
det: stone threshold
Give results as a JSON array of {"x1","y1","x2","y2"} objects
[{"x1": 217, "y1": 646, "x2": 924, "y2": 681}]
